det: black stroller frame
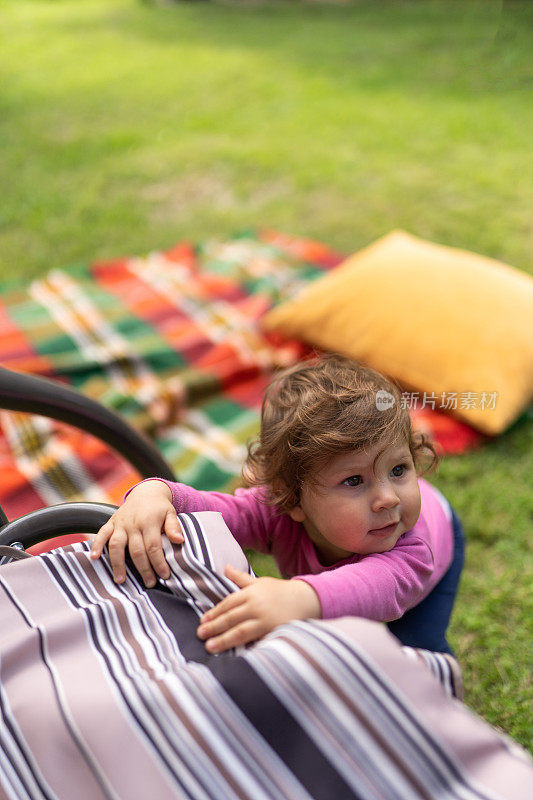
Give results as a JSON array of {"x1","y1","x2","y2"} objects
[{"x1": 0, "y1": 365, "x2": 176, "y2": 550}]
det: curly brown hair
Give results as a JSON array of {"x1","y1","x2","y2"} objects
[{"x1": 242, "y1": 354, "x2": 438, "y2": 512}]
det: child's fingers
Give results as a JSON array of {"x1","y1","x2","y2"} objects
[
  {"x1": 200, "y1": 590, "x2": 246, "y2": 623},
  {"x1": 107, "y1": 526, "x2": 129, "y2": 584},
  {"x1": 143, "y1": 523, "x2": 171, "y2": 580},
  {"x1": 163, "y1": 509, "x2": 183, "y2": 543},
  {"x1": 197, "y1": 602, "x2": 249, "y2": 640},
  {"x1": 224, "y1": 564, "x2": 255, "y2": 589},
  {"x1": 127, "y1": 531, "x2": 158, "y2": 588},
  {"x1": 204, "y1": 621, "x2": 259, "y2": 653},
  {"x1": 90, "y1": 518, "x2": 115, "y2": 559}
]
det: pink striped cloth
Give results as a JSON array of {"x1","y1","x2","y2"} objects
[{"x1": 0, "y1": 513, "x2": 531, "y2": 800}]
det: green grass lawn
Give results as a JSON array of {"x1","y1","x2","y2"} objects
[{"x1": 1, "y1": 0, "x2": 532, "y2": 750}]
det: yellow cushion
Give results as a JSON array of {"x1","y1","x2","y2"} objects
[{"x1": 263, "y1": 230, "x2": 533, "y2": 435}]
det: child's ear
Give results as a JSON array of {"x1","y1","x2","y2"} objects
[{"x1": 288, "y1": 504, "x2": 306, "y2": 523}]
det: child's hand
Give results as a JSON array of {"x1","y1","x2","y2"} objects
[
  {"x1": 90, "y1": 480, "x2": 183, "y2": 587},
  {"x1": 197, "y1": 565, "x2": 321, "y2": 653}
]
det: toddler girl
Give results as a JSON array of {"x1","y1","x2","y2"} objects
[{"x1": 91, "y1": 355, "x2": 464, "y2": 654}]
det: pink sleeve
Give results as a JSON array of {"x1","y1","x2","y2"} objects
[
  {"x1": 294, "y1": 536, "x2": 436, "y2": 621},
  {"x1": 130, "y1": 479, "x2": 275, "y2": 554}
]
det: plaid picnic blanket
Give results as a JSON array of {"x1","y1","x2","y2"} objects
[{"x1": 0, "y1": 231, "x2": 482, "y2": 524}]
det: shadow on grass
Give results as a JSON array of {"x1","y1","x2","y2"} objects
[{"x1": 39, "y1": 0, "x2": 532, "y2": 95}]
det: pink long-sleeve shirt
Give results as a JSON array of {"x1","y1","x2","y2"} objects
[{"x1": 154, "y1": 478, "x2": 454, "y2": 622}]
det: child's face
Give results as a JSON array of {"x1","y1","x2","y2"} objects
[{"x1": 288, "y1": 438, "x2": 421, "y2": 564}]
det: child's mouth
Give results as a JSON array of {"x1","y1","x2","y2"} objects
[{"x1": 368, "y1": 522, "x2": 398, "y2": 537}]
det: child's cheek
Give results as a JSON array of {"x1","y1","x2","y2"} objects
[{"x1": 409, "y1": 486, "x2": 422, "y2": 527}]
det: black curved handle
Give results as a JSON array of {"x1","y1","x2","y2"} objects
[
  {"x1": 0, "y1": 365, "x2": 176, "y2": 482},
  {"x1": 0, "y1": 502, "x2": 116, "y2": 549}
]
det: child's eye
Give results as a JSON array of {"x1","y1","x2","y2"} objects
[
  {"x1": 391, "y1": 464, "x2": 407, "y2": 477},
  {"x1": 343, "y1": 475, "x2": 362, "y2": 487}
]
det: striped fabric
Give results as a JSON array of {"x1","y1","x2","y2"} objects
[
  {"x1": 401, "y1": 646, "x2": 463, "y2": 700},
  {"x1": 0, "y1": 231, "x2": 482, "y2": 527},
  {"x1": 0, "y1": 512, "x2": 531, "y2": 800}
]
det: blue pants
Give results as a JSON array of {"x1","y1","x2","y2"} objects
[{"x1": 387, "y1": 509, "x2": 465, "y2": 654}]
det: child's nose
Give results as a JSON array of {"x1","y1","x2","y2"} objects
[{"x1": 371, "y1": 482, "x2": 400, "y2": 511}]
